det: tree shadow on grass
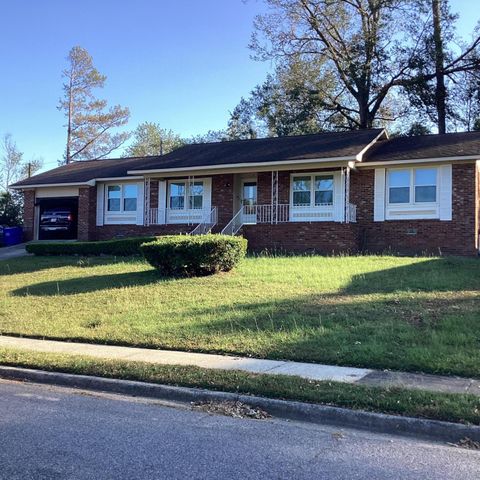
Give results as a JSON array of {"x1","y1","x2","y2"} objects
[
  {"x1": 342, "y1": 256, "x2": 480, "y2": 295},
  {"x1": 6, "y1": 255, "x2": 480, "y2": 376},
  {"x1": 11, "y1": 255, "x2": 480, "y2": 297},
  {"x1": 157, "y1": 292, "x2": 480, "y2": 376},
  {"x1": 0, "y1": 256, "x2": 131, "y2": 276},
  {"x1": 11, "y1": 269, "x2": 166, "y2": 296}
]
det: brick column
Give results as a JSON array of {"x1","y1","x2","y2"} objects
[
  {"x1": 77, "y1": 186, "x2": 97, "y2": 241},
  {"x1": 212, "y1": 174, "x2": 234, "y2": 227},
  {"x1": 22, "y1": 189, "x2": 36, "y2": 241}
]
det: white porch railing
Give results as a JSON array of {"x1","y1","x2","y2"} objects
[
  {"x1": 221, "y1": 204, "x2": 290, "y2": 235},
  {"x1": 190, "y1": 207, "x2": 218, "y2": 235},
  {"x1": 221, "y1": 203, "x2": 357, "y2": 235},
  {"x1": 147, "y1": 207, "x2": 210, "y2": 226}
]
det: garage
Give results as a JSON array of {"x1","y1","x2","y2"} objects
[{"x1": 36, "y1": 197, "x2": 79, "y2": 240}]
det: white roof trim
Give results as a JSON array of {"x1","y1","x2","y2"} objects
[
  {"x1": 94, "y1": 176, "x2": 144, "y2": 182},
  {"x1": 358, "y1": 155, "x2": 480, "y2": 167},
  {"x1": 128, "y1": 156, "x2": 358, "y2": 175},
  {"x1": 10, "y1": 176, "x2": 145, "y2": 189},
  {"x1": 10, "y1": 180, "x2": 96, "y2": 189}
]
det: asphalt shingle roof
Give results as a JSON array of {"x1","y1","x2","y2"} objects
[
  {"x1": 12, "y1": 129, "x2": 480, "y2": 188},
  {"x1": 364, "y1": 131, "x2": 480, "y2": 162},
  {"x1": 12, "y1": 129, "x2": 383, "y2": 187}
]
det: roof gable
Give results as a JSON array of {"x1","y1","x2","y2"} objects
[{"x1": 364, "y1": 131, "x2": 480, "y2": 162}]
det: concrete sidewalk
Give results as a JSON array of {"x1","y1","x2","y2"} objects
[
  {"x1": 0, "y1": 335, "x2": 479, "y2": 396},
  {"x1": 0, "y1": 243, "x2": 29, "y2": 260}
]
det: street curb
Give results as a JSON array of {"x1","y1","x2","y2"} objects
[{"x1": 0, "y1": 365, "x2": 479, "y2": 443}]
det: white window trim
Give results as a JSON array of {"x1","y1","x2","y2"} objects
[
  {"x1": 385, "y1": 167, "x2": 440, "y2": 220},
  {"x1": 166, "y1": 178, "x2": 212, "y2": 224},
  {"x1": 289, "y1": 171, "x2": 337, "y2": 222},
  {"x1": 104, "y1": 181, "x2": 141, "y2": 225}
]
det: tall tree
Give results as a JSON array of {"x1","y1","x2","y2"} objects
[
  {"x1": 188, "y1": 130, "x2": 228, "y2": 144},
  {"x1": 59, "y1": 46, "x2": 130, "y2": 163},
  {"x1": 0, "y1": 134, "x2": 42, "y2": 225},
  {"x1": 403, "y1": 0, "x2": 480, "y2": 132},
  {"x1": 0, "y1": 134, "x2": 23, "y2": 191},
  {"x1": 251, "y1": 0, "x2": 423, "y2": 129},
  {"x1": 123, "y1": 122, "x2": 185, "y2": 157},
  {"x1": 0, "y1": 134, "x2": 43, "y2": 191},
  {"x1": 226, "y1": 98, "x2": 262, "y2": 140},
  {"x1": 432, "y1": 0, "x2": 447, "y2": 133},
  {"x1": 251, "y1": 0, "x2": 480, "y2": 131}
]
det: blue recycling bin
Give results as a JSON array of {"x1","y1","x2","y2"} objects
[{"x1": 3, "y1": 227, "x2": 23, "y2": 246}]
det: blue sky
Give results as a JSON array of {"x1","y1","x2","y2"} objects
[{"x1": 0, "y1": 0, "x2": 478, "y2": 171}]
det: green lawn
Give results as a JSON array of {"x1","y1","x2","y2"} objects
[{"x1": 0, "y1": 254, "x2": 479, "y2": 377}]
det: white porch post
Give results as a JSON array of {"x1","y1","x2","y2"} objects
[
  {"x1": 144, "y1": 177, "x2": 151, "y2": 226},
  {"x1": 271, "y1": 170, "x2": 279, "y2": 224},
  {"x1": 345, "y1": 166, "x2": 351, "y2": 224}
]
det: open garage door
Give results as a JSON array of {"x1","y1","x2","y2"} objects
[{"x1": 37, "y1": 197, "x2": 79, "y2": 240}]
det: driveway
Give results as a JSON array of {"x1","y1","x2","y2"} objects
[
  {"x1": 0, "y1": 379, "x2": 478, "y2": 480},
  {"x1": 0, "y1": 243, "x2": 29, "y2": 261}
]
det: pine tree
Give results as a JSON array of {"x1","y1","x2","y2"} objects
[{"x1": 59, "y1": 46, "x2": 130, "y2": 163}]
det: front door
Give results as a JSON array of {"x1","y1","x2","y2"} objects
[{"x1": 241, "y1": 181, "x2": 257, "y2": 224}]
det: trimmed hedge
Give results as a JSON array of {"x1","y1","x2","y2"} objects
[
  {"x1": 140, "y1": 234, "x2": 247, "y2": 277},
  {"x1": 26, "y1": 237, "x2": 156, "y2": 257}
]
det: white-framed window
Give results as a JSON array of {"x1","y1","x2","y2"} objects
[
  {"x1": 107, "y1": 185, "x2": 121, "y2": 211},
  {"x1": 292, "y1": 176, "x2": 311, "y2": 206},
  {"x1": 189, "y1": 182, "x2": 204, "y2": 209},
  {"x1": 387, "y1": 167, "x2": 438, "y2": 205},
  {"x1": 169, "y1": 180, "x2": 205, "y2": 210},
  {"x1": 315, "y1": 175, "x2": 334, "y2": 205},
  {"x1": 169, "y1": 182, "x2": 186, "y2": 209},
  {"x1": 292, "y1": 174, "x2": 334, "y2": 207},
  {"x1": 106, "y1": 184, "x2": 138, "y2": 213},
  {"x1": 123, "y1": 184, "x2": 138, "y2": 211}
]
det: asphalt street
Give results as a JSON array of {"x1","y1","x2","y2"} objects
[{"x1": 0, "y1": 379, "x2": 478, "y2": 479}]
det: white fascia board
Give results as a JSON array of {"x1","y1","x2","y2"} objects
[
  {"x1": 10, "y1": 180, "x2": 96, "y2": 190},
  {"x1": 127, "y1": 156, "x2": 358, "y2": 175},
  {"x1": 355, "y1": 129, "x2": 387, "y2": 161},
  {"x1": 10, "y1": 176, "x2": 145, "y2": 190},
  {"x1": 357, "y1": 155, "x2": 480, "y2": 167},
  {"x1": 93, "y1": 176, "x2": 144, "y2": 182}
]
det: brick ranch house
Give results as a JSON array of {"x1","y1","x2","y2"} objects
[{"x1": 11, "y1": 129, "x2": 480, "y2": 256}]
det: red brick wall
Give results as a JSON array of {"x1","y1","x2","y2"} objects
[
  {"x1": 21, "y1": 164, "x2": 479, "y2": 256},
  {"x1": 242, "y1": 222, "x2": 359, "y2": 254},
  {"x1": 22, "y1": 189, "x2": 35, "y2": 241},
  {"x1": 350, "y1": 163, "x2": 478, "y2": 256},
  {"x1": 150, "y1": 180, "x2": 159, "y2": 209},
  {"x1": 94, "y1": 224, "x2": 191, "y2": 240},
  {"x1": 212, "y1": 174, "x2": 234, "y2": 227},
  {"x1": 77, "y1": 186, "x2": 97, "y2": 241}
]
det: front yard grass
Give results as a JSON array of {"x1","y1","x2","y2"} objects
[
  {"x1": 0, "y1": 254, "x2": 479, "y2": 377},
  {"x1": 1, "y1": 348, "x2": 479, "y2": 425}
]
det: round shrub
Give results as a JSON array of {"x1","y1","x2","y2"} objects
[{"x1": 140, "y1": 234, "x2": 247, "y2": 277}]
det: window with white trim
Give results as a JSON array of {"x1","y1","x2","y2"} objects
[
  {"x1": 387, "y1": 168, "x2": 438, "y2": 205},
  {"x1": 315, "y1": 175, "x2": 334, "y2": 205},
  {"x1": 292, "y1": 174, "x2": 334, "y2": 207},
  {"x1": 169, "y1": 182, "x2": 186, "y2": 209},
  {"x1": 189, "y1": 182, "x2": 204, "y2": 209},
  {"x1": 107, "y1": 184, "x2": 138, "y2": 213},
  {"x1": 169, "y1": 180, "x2": 205, "y2": 210}
]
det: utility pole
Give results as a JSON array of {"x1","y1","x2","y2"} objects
[{"x1": 160, "y1": 139, "x2": 163, "y2": 156}]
